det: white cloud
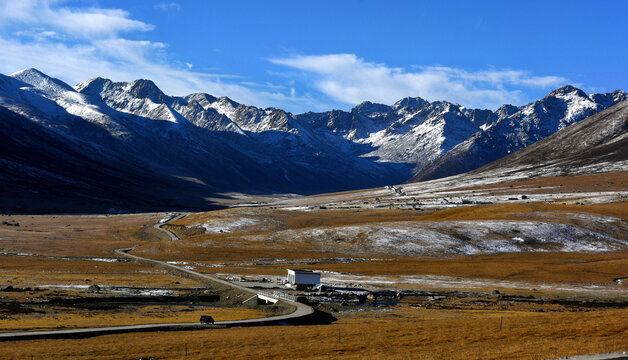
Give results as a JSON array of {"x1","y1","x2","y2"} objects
[
  {"x1": 270, "y1": 54, "x2": 568, "y2": 109},
  {"x1": 0, "y1": 0, "x2": 153, "y2": 38},
  {"x1": 0, "y1": 35, "x2": 267, "y2": 101},
  {"x1": 0, "y1": 1, "x2": 572, "y2": 114},
  {"x1": 0, "y1": 0, "x2": 313, "y2": 111}
]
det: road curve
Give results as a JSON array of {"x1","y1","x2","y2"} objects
[
  {"x1": 0, "y1": 216, "x2": 314, "y2": 342},
  {"x1": 153, "y1": 213, "x2": 186, "y2": 240},
  {"x1": 113, "y1": 246, "x2": 314, "y2": 321}
]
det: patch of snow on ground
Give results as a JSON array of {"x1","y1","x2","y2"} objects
[
  {"x1": 321, "y1": 272, "x2": 628, "y2": 295},
  {"x1": 88, "y1": 257, "x2": 121, "y2": 263},
  {"x1": 202, "y1": 218, "x2": 260, "y2": 233},
  {"x1": 40, "y1": 284, "x2": 90, "y2": 289},
  {"x1": 254, "y1": 220, "x2": 626, "y2": 256},
  {"x1": 281, "y1": 206, "x2": 316, "y2": 211}
]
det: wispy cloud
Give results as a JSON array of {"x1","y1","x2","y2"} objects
[
  {"x1": 270, "y1": 54, "x2": 568, "y2": 109},
  {"x1": 0, "y1": 0, "x2": 153, "y2": 38},
  {"x1": 0, "y1": 1, "x2": 572, "y2": 113},
  {"x1": 0, "y1": 0, "x2": 309, "y2": 110},
  {"x1": 0, "y1": 35, "x2": 274, "y2": 103}
]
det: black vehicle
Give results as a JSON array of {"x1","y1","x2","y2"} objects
[{"x1": 200, "y1": 315, "x2": 215, "y2": 324}]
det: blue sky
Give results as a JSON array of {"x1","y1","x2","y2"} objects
[{"x1": 0, "y1": 0, "x2": 626, "y2": 113}]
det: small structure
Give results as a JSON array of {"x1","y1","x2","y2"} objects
[{"x1": 286, "y1": 269, "x2": 320, "y2": 290}]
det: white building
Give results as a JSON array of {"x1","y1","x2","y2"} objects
[{"x1": 286, "y1": 269, "x2": 320, "y2": 290}]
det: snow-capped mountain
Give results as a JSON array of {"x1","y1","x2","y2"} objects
[
  {"x1": 298, "y1": 99, "x2": 487, "y2": 173},
  {"x1": 472, "y1": 99, "x2": 628, "y2": 179},
  {"x1": 0, "y1": 68, "x2": 625, "y2": 212},
  {"x1": 411, "y1": 85, "x2": 628, "y2": 182}
]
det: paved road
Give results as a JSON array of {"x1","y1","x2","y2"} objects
[
  {"x1": 113, "y1": 246, "x2": 314, "y2": 319},
  {"x1": 0, "y1": 216, "x2": 314, "y2": 342},
  {"x1": 153, "y1": 213, "x2": 186, "y2": 240}
]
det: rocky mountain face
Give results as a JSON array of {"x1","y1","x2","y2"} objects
[
  {"x1": 411, "y1": 86, "x2": 628, "y2": 181},
  {"x1": 0, "y1": 68, "x2": 625, "y2": 212},
  {"x1": 469, "y1": 98, "x2": 628, "y2": 179}
]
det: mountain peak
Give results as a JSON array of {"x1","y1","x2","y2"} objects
[
  {"x1": 215, "y1": 96, "x2": 240, "y2": 108},
  {"x1": 10, "y1": 67, "x2": 45, "y2": 78},
  {"x1": 74, "y1": 77, "x2": 113, "y2": 96},
  {"x1": 126, "y1": 79, "x2": 167, "y2": 103},
  {"x1": 547, "y1": 85, "x2": 587, "y2": 98},
  {"x1": 588, "y1": 90, "x2": 628, "y2": 108},
  {"x1": 393, "y1": 96, "x2": 429, "y2": 111},
  {"x1": 10, "y1": 68, "x2": 75, "y2": 94},
  {"x1": 496, "y1": 104, "x2": 520, "y2": 117},
  {"x1": 185, "y1": 93, "x2": 218, "y2": 105},
  {"x1": 353, "y1": 101, "x2": 392, "y2": 115}
]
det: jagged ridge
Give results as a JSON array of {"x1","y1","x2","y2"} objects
[{"x1": 0, "y1": 68, "x2": 626, "y2": 212}]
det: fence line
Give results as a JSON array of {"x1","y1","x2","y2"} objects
[{"x1": 257, "y1": 290, "x2": 298, "y2": 302}]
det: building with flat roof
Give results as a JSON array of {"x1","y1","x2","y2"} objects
[{"x1": 286, "y1": 269, "x2": 320, "y2": 290}]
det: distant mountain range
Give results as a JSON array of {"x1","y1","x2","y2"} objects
[
  {"x1": 467, "y1": 98, "x2": 628, "y2": 181},
  {"x1": 0, "y1": 68, "x2": 625, "y2": 212}
]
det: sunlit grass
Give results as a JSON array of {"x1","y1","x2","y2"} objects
[{"x1": 4, "y1": 307, "x2": 627, "y2": 359}]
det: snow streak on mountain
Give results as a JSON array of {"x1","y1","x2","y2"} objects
[{"x1": 0, "y1": 68, "x2": 626, "y2": 212}]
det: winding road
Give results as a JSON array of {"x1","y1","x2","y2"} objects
[
  {"x1": 154, "y1": 213, "x2": 185, "y2": 240},
  {"x1": 0, "y1": 214, "x2": 314, "y2": 341}
]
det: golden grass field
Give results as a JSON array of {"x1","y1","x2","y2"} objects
[
  {"x1": 0, "y1": 213, "x2": 163, "y2": 256},
  {"x1": 2, "y1": 306, "x2": 626, "y2": 359},
  {"x1": 0, "y1": 305, "x2": 264, "y2": 333},
  {"x1": 0, "y1": 171, "x2": 626, "y2": 359},
  {"x1": 132, "y1": 200, "x2": 628, "y2": 290},
  {"x1": 273, "y1": 170, "x2": 628, "y2": 207},
  {"x1": 0, "y1": 255, "x2": 199, "y2": 288}
]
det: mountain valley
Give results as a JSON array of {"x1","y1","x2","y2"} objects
[{"x1": 1, "y1": 68, "x2": 626, "y2": 212}]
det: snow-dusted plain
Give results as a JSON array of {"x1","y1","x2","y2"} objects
[
  {"x1": 243, "y1": 220, "x2": 626, "y2": 256},
  {"x1": 200, "y1": 218, "x2": 260, "y2": 233},
  {"x1": 320, "y1": 272, "x2": 628, "y2": 295}
]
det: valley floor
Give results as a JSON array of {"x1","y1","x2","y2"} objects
[{"x1": 0, "y1": 171, "x2": 627, "y2": 358}]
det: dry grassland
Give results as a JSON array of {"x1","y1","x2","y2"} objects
[
  {"x1": 172, "y1": 207, "x2": 436, "y2": 230},
  {"x1": 188, "y1": 250, "x2": 628, "y2": 287},
  {"x1": 459, "y1": 170, "x2": 628, "y2": 194},
  {"x1": 418, "y1": 201, "x2": 628, "y2": 222},
  {"x1": 294, "y1": 251, "x2": 628, "y2": 284},
  {"x1": 275, "y1": 170, "x2": 628, "y2": 207},
  {"x1": 0, "y1": 255, "x2": 198, "y2": 288},
  {"x1": 0, "y1": 306, "x2": 264, "y2": 333},
  {"x1": 1, "y1": 174, "x2": 626, "y2": 359},
  {"x1": 133, "y1": 201, "x2": 628, "y2": 287},
  {"x1": 0, "y1": 213, "x2": 164, "y2": 256},
  {"x1": 3, "y1": 306, "x2": 626, "y2": 359}
]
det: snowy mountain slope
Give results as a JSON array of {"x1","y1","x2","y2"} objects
[
  {"x1": 1, "y1": 68, "x2": 626, "y2": 212},
  {"x1": 297, "y1": 98, "x2": 487, "y2": 174},
  {"x1": 0, "y1": 69, "x2": 414, "y2": 212},
  {"x1": 74, "y1": 73, "x2": 624, "y2": 185},
  {"x1": 75, "y1": 75, "x2": 414, "y2": 188},
  {"x1": 411, "y1": 86, "x2": 628, "y2": 182},
  {"x1": 0, "y1": 104, "x2": 222, "y2": 213},
  {"x1": 472, "y1": 99, "x2": 628, "y2": 178},
  {"x1": 1, "y1": 69, "x2": 130, "y2": 139}
]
